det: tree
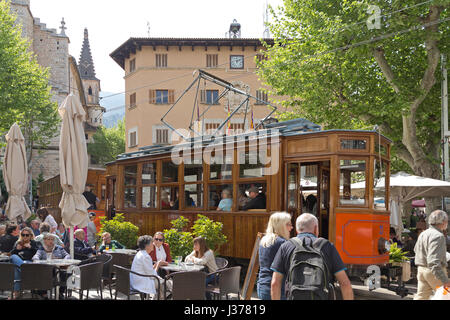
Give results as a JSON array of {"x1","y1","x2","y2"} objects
[
  {"x1": 258, "y1": 0, "x2": 449, "y2": 210},
  {"x1": 0, "y1": 1, "x2": 59, "y2": 179},
  {"x1": 87, "y1": 119, "x2": 125, "y2": 165}
]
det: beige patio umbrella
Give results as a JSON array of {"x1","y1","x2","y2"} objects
[
  {"x1": 58, "y1": 93, "x2": 90, "y2": 258},
  {"x1": 2, "y1": 123, "x2": 32, "y2": 223}
]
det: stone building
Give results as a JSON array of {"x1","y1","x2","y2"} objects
[{"x1": 9, "y1": 0, "x2": 103, "y2": 180}]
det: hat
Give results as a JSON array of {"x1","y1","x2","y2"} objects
[{"x1": 248, "y1": 186, "x2": 259, "y2": 194}]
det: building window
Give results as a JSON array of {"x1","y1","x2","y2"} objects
[
  {"x1": 149, "y1": 89, "x2": 175, "y2": 104},
  {"x1": 256, "y1": 53, "x2": 267, "y2": 63},
  {"x1": 255, "y1": 90, "x2": 268, "y2": 105},
  {"x1": 200, "y1": 89, "x2": 219, "y2": 105},
  {"x1": 230, "y1": 55, "x2": 244, "y2": 69},
  {"x1": 156, "y1": 128, "x2": 169, "y2": 144},
  {"x1": 129, "y1": 58, "x2": 136, "y2": 72},
  {"x1": 206, "y1": 54, "x2": 218, "y2": 68},
  {"x1": 129, "y1": 93, "x2": 136, "y2": 108},
  {"x1": 128, "y1": 128, "x2": 138, "y2": 148},
  {"x1": 156, "y1": 54, "x2": 168, "y2": 67},
  {"x1": 88, "y1": 86, "x2": 93, "y2": 95}
]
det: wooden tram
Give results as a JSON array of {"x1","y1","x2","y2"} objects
[
  {"x1": 38, "y1": 168, "x2": 107, "y2": 224},
  {"x1": 105, "y1": 118, "x2": 395, "y2": 281}
]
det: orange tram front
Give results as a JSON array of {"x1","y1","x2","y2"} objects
[{"x1": 105, "y1": 118, "x2": 405, "y2": 295}]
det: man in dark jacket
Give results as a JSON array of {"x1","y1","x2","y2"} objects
[
  {"x1": 242, "y1": 186, "x2": 266, "y2": 210},
  {"x1": 73, "y1": 229, "x2": 96, "y2": 260},
  {"x1": 0, "y1": 223, "x2": 19, "y2": 253},
  {"x1": 83, "y1": 184, "x2": 99, "y2": 210}
]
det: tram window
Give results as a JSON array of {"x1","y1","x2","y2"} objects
[
  {"x1": 287, "y1": 164, "x2": 299, "y2": 210},
  {"x1": 124, "y1": 187, "x2": 137, "y2": 208},
  {"x1": 142, "y1": 186, "x2": 157, "y2": 209},
  {"x1": 238, "y1": 183, "x2": 267, "y2": 210},
  {"x1": 208, "y1": 184, "x2": 233, "y2": 210},
  {"x1": 161, "y1": 186, "x2": 178, "y2": 210},
  {"x1": 184, "y1": 184, "x2": 203, "y2": 209},
  {"x1": 209, "y1": 153, "x2": 233, "y2": 180},
  {"x1": 340, "y1": 139, "x2": 367, "y2": 150},
  {"x1": 162, "y1": 161, "x2": 178, "y2": 183},
  {"x1": 339, "y1": 159, "x2": 366, "y2": 206},
  {"x1": 374, "y1": 159, "x2": 387, "y2": 210},
  {"x1": 124, "y1": 165, "x2": 137, "y2": 185},
  {"x1": 184, "y1": 163, "x2": 203, "y2": 182},
  {"x1": 238, "y1": 151, "x2": 266, "y2": 178},
  {"x1": 374, "y1": 142, "x2": 387, "y2": 156},
  {"x1": 142, "y1": 162, "x2": 157, "y2": 184}
]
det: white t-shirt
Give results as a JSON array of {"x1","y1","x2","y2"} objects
[
  {"x1": 44, "y1": 215, "x2": 58, "y2": 233},
  {"x1": 155, "y1": 245, "x2": 166, "y2": 262}
]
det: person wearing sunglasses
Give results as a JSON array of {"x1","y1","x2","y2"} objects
[
  {"x1": 98, "y1": 232, "x2": 125, "y2": 254},
  {"x1": 149, "y1": 231, "x2": 172, "y2": 265},
  {"x1": 9, "y1": 227, "x2": 38, "y2": 299}
]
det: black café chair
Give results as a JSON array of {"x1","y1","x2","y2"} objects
[
  {"x1": 165, "y1": 271, "x2": 206, "y2": 300},
  {"x1": 20, "y1": 263, "x2": 58, "y2": 299},
  {"x1": 95, "y1": 253, "x2": 113, "y2": 298},
  {"x1": 67, "y1": 261, "x2": 104, "y2": 300},
  {"x1": 206, "y1": 266, "x2": 242, "y2": 300},
  {"x1": 0, "y1": 263, "x2": 16, "y2": 299},
  {"x1": 113, "y1": 265, "x2": 160, "y2": 300},
  {"x1": 109, "y1": 252, "x2": 132, "y2": 269}
]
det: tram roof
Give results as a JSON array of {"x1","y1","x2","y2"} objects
[{"x1": 111, "y1": 118, "x2": 391, "y2": 162}]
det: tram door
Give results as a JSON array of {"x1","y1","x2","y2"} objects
[{"x1": 286, "y1": 161, "x2": 330, "y2": 239}]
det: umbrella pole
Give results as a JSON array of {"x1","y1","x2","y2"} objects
[{"x1": 70, "y1": 227, "x2": 74, "y2": 259}]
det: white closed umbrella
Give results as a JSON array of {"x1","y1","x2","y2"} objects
[
  {"x1": 58, "y1": 93, "x2": 90, "y2": 258},
  {"x1": 2, "y1": 123, "x2": 32, "y2": 223}
]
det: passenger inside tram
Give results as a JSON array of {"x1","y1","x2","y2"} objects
[
  {"x1": 242, "y1": 186, "x2": 266, "y2": 210},
  {"x1": 216, "y1": 189, "x2": 233, "y2": 212}
]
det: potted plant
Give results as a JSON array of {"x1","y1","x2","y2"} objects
[
  {"x1": 98, "y1": 213, "x2": 139, "y2": 249},
  {"x1": 191, "y1": 214, "x2": 227, "y2": 255},
  {"x1": 163, "y1": 216, "x2": 194, "y2": 259}
]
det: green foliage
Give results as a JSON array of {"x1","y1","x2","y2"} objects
[
  {"x1": 258, "y1": 0, "x2": 449, "y2": 175},
  {"x1": 191, "y1": 214, "x2": 227, "y2": 253},
  {"x1": 389, "y1": 242, "x2": 410, "y2": 263},
  {"x1": 99, "y1": 213, "x2": 139, "y2": 249},
  {"x1": 0, "y1": 1, "x2": 59, "y2": 163},
  {"x1": 87, "y1": 119, "x2": 125, "y2": 165},
  {"x1": 163, "y1": 215, "x2": 228, "y2": 258}
]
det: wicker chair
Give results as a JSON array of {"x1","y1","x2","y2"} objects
[
  {"x1": 67, "y1": 262, "x2": 104, "y2": 300},
  {"x1": 109, "y1": 252, "x2": 132, "y2": 269},
  {"x1": 113, "y1": 265, "x2": 161, "y2": 300},
  {"x1": 20, "y1": 263, "x2": 58, "y2": 299},
  {"x1": 95, "y1": 254, "x2": 113, "y2": 298},
  {"x1": 206, "y1": 266, "x2": 241, "y2": 300},
  {"x1": 0, "y1": 263, "x2": 16, "y2": 299},
  {"x1": 215, "y1": 257, "x2": 229, "y2": 270},
  {"x1": 165, "y1": 271, "x2": 206, "y2": 300}
]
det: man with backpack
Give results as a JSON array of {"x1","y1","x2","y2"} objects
[{"x1": 270, "y1": 213, "x2": 354, "y2": 300}]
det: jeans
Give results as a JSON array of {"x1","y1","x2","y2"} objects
[
  {"x1": 257, "y1": 282, "x2": 286, "y2": 300},
  {"x1": 10, "y1": 254, "x2": 28, "y2": 291},
  {"x1": 206, "y1": 273, "x2": 218, "y2": 300}
]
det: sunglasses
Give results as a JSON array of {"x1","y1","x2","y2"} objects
[
  {"x1": 21, "y1": 234, "x2": 31, "y2": 237},
  {"x1": 154, "y1": 238, "x2": 164, "y2": 242}
]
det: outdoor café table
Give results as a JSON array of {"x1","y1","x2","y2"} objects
[
  {"x1": 161, "y1": 262, "x2": 205, "y2": 273},
  {"x1": 103, "y1": 248, "x2": 137, "y2": 255},
  {"x1": 33, "y1": 259, "x2": 81, "y2": 300},
  {"x1": 0, "y1": 254, "x2": 10, "y2": 262}
]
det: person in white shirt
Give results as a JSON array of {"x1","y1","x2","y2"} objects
[
  {"x1": 36, "y1": 208, "x2": 57, "y2": 234},
  {"x1": 130, "y1": 235, "x2": 171, "y2": 299}
]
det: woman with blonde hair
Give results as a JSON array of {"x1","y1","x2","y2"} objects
[{"x1": 257, "y1": 211, "x2": 293, "y2": 300}]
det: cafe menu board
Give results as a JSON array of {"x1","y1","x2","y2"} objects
[{"x1": 241, "y1": 232, "x2": 263, "y2": 300}]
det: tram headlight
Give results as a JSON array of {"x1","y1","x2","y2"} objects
[{"x1": 378, "y1": 237, "x2": 390, "y2": 254}]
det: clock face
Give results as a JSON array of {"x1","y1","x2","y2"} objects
[{"x1": 230, "y1": 55, "x2": 244, "y2": 69}]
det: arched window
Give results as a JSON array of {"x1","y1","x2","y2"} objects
[{"x1": 88, "y1": 86, "x2": 93, "y2": 95}]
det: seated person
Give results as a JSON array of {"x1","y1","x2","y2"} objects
[
  {"x1": 9, "y1": 227, "x2": 39, "y2": 299},
  {"x1": 149, "y1": 232, "x2": 172, "y2": 263},
  {"x1": 161, "y1": 191, "x2": 171, "y2": 209},
  {"x1": 170, "y1": 191, "x2": 194, "y2": 209},
  {"x1": 32, "y1": 233, "x2": 70, "y2": 260},
  {"x1": 217, "y1": 189, "x2": 233, "y2": 211},
  {"x1": 130, "y1": 235, "x2": 171, "y2": 300},
  {"x1": 0, "y1": 223, "x2": 20, "y2": 253},
  {"x1": 35, "y1": 222, "x2": 65, "y2": 248},
  {"x1": 238, "y1": 190, "x2": 249, "y2": 208},
  {"x1": 389, "y1": 227, "x2": 403, "y2": 247},
  {"x1": 242, "y1": 186, "x2": 266, "y2": 210},
  {"x1": 98, "y1": 232, "x2": 125, "y2": 253},
  {"x1": 72, "y1": 229, "x2": 96, "y2": 260}
]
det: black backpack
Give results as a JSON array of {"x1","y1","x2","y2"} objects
[{"x1": 286, "y1": 237, "x2": 335, "y2": 300}]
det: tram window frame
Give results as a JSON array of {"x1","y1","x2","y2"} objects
[
  {"x1": 162, "y1": 160, "x2": 179, "y2": 183},
  {"x1": 338, "y1": 157, "x2": 368, "y2": 208},
  {"x1": 338, "y1": 137, "x2": 369, "y2": 152},
  {"x1": 373, "y1": 158, "x2": 388, "y2": 211},
  {"x1": 238, "y1": 150, "x2": 267, "y2": 179},
  {"x1": 124, "y1": 165, "x2": 138, "y2": 208},
  {"x1": 141, "y1": 161, "x2": 158, "y2": 210},
  {"x1": 181, "y1": 159, "x2": 205, "y2": 211},
  {"x1": 208, "y1": 184, "x2": 234, "y2": 211}
]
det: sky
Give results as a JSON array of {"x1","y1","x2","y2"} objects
[{"x1": 29, "y1": 0, "x2": 284, "y2": 95}]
